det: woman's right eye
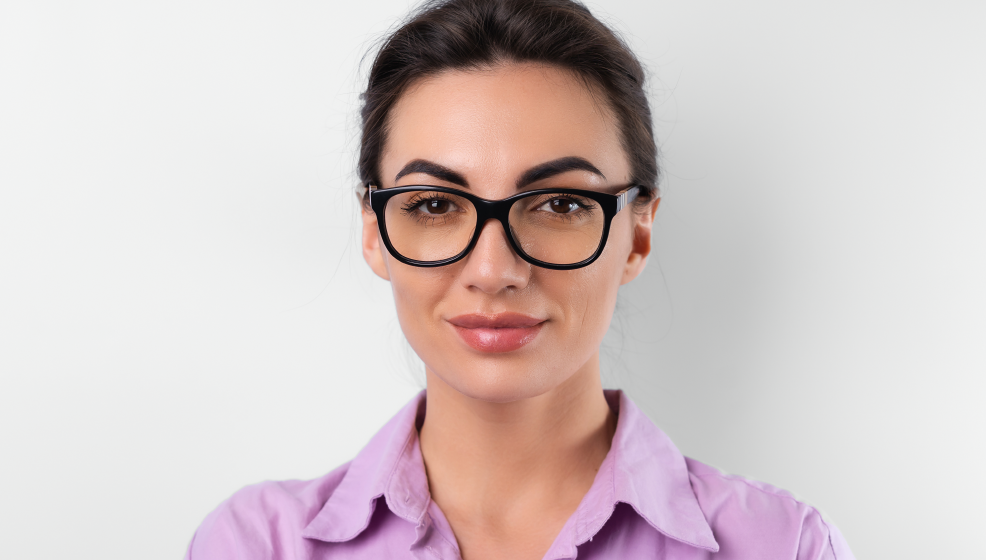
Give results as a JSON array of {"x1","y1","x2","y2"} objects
[{"x1": 417, "y1": 198, "x2": 455, "y2": 214}]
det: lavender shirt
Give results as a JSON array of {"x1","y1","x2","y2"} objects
[{"x1": 186, "y1": 391, "x2": 854, "y2": 559}]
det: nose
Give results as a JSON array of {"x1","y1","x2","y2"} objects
[{"x1": 458, "y1": 218, "x2": 531, "y2": 294}]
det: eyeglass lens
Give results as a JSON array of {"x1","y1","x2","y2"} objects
[{"x1": 383, "y1": 190, "x2": 606, "y2": 265}]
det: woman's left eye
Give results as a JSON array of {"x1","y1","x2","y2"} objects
[{"x1": 540, "y1": 198, "x2": 582, "y2": 213}]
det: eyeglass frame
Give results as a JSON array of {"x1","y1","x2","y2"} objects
[{"x1": 367, "y1": 184, "x2": 641, "y2": 270}]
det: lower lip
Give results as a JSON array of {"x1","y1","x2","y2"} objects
[{"x1": 452, "y1": 324, "x2": 544, "y2": 353}]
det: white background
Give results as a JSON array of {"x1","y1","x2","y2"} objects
[{"x1": 1, "y1": 1, "x2": 983, "y2": 558}]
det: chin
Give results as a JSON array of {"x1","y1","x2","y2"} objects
[{"x1": 428, "y1": 358, "x2": 563, "y2": 403}]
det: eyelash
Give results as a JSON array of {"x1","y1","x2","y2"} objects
[
  {"x1": 400, "y1": 193, "x2": 453, "y2": 212},
  {"x1": 400, "y1": 193, "x2": 460, "y2": 225},
  {"x1": 533, "y1": 196, "x2": 597, "y2": 219}
]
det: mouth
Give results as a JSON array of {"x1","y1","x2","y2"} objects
[{"x1": 447, "y1": 313, "x2": 546, "y2": 353}]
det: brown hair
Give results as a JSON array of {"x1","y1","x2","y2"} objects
[{"x1": 359, "y1": 0, "x2": 658, "y2": 204}]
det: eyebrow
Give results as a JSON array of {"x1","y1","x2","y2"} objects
[
  {"x1": 395, "y1": 159, "x2": 468, "y2": 187},
  {"x1": 516, "y1": 156, "x2": 605, "y2": 189},
  {"x1": 393, "y1": 155, "x2": 605, "y2": 190}
]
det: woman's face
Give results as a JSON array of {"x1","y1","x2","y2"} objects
[{"x1": 362, "y1": 63, "x2": 656, "y2": 403}]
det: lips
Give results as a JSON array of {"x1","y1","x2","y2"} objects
[{"x1": 447, "y1": 313, "x2": 545, "y2": 353}]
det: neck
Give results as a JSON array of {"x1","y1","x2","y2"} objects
[{"x1": 418, "y1": 353, "x2": 616, "y2": 530}]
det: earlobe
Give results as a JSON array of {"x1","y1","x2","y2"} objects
[
  {"x1": 620, "y1": 198, "x2": 659, "y2": 285},
  {"x1": 361, "y1": 205, "x2": 391, "y2": 281}
]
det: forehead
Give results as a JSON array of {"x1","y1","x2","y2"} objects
[{"x1": 381, "y1": 63, "x2": 628, "y2": 191}]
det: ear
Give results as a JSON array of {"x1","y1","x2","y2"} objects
[
  {"x1": 620, "y1": 197, "x2": 660, "y2": 285},
  {"x1": 361, "y1": 200, "x2": 391, "y2": 281}
]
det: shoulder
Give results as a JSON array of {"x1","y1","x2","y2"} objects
[
  {"x1": 684, "y1": 458, "x2": 855, "y2": 560},
  {"x1": 184, "y1": 462, "x2": 351, "y2": 560}
]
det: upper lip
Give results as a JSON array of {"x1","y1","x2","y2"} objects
[{"x1": 447, "y1": 313, "x2": 545, "y2": 329}]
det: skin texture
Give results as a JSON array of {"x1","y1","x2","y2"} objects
[{"x1": 361, "y1": 63, "x2": 659, "y2": 560}]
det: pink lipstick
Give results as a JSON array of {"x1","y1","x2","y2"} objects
[{"x1": 447, "y1": 313, "x2": 545, "y2": 353}]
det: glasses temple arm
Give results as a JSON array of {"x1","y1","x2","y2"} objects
[{"x1": 616, "y1": 186, "x2": 641, "y2": 212}]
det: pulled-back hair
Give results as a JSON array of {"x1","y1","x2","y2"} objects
[{"x1": 359, "y1": 0, "x2": 658, "y2": 203}]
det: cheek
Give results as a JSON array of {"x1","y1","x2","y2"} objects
[
  {"x1": 387, "y1": 263, "x2": 461, "y2": 357},
  {"x1": 539, "y1": 254, "x2": 623, "y2": 342},
  {"x1": 561, "y1": 223, "x2": 635, "y2": 333},
  {"x1": 389, "y1": 265, "x2": 453, "y2": 316}
]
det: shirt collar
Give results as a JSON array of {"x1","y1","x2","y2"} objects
[
  {"x1": 302, "y1": 391, "x2": 431, "y2": 542},
  {"x1": 544, "y1": 391, "x2": 719, "y2": 557},
  {"x1": 302, "y1": 389, "x2": 718, "y2": 554}
]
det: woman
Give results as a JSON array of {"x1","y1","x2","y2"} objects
[{"x1": 186, "y1": 0, "x2": 854, "y2": 558}]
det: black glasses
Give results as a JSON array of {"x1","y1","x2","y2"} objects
[{"x1": 368, "y1": 184, "x2": 640, "y2": 270}]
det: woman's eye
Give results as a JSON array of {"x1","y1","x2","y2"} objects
[
  {"x1": 418, "y1": 198, "x2": 456, "y2": 214},
  {"x1": 542, "y1": 198, "x2": 581, "y2": 213}
]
